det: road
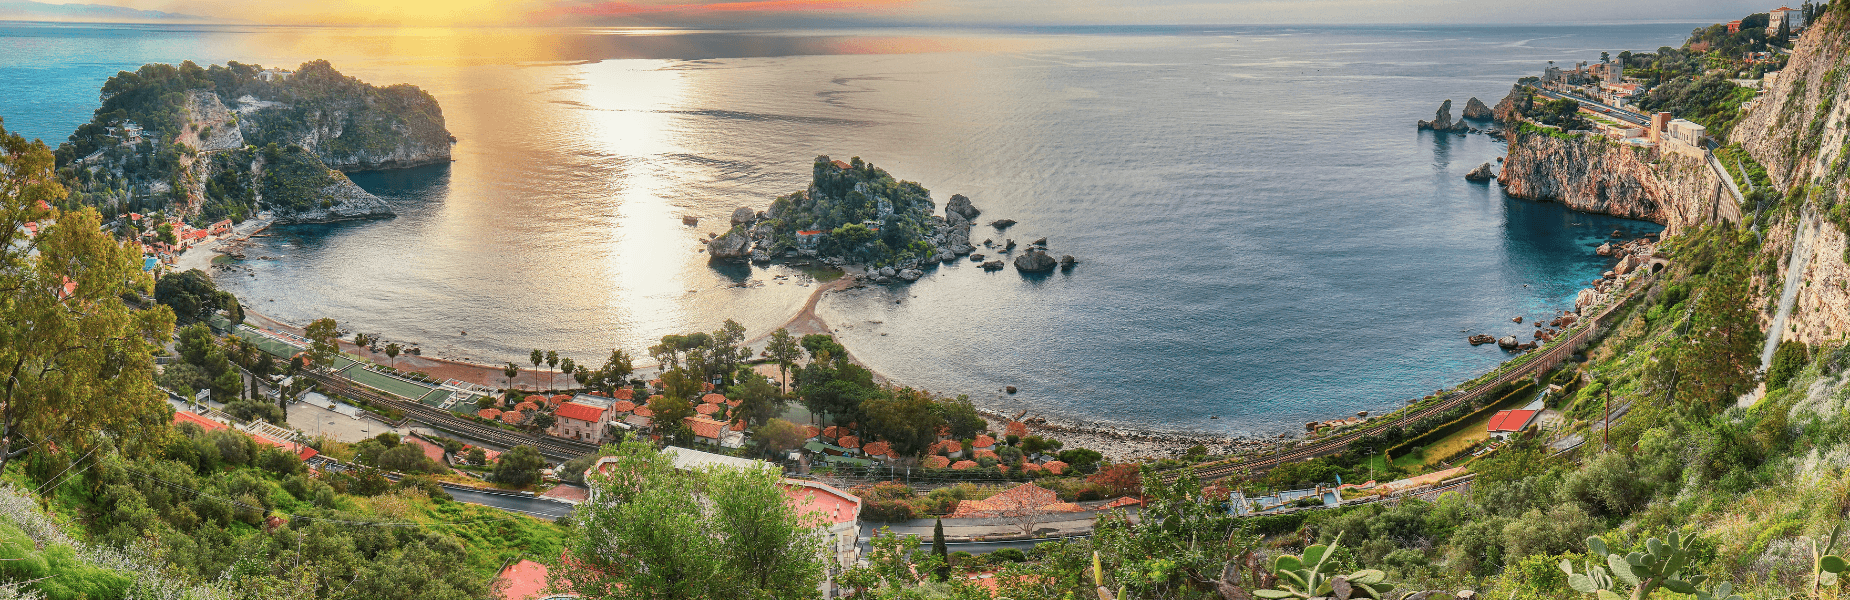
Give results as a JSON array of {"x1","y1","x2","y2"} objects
[
  {"x1": 858, "y1": 529, "x2": 1087, "y2": 556},
  {"x1": 440, "y1": 485, "x2": 575, "y2": 520},
  {"x1": 1529, "y1": 87, "x2": 1650, "y2": 126}
]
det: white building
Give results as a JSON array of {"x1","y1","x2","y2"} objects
[
  {"x1": 550, "y1": 400, "x2": 611, "y2": 443},
  {"x1": 1667, "y1": 118, "x2": 1706, "y2": 148}
]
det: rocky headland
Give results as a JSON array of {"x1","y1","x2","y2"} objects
[
  {"x1": 57, "y1": 60, "x2": 451, "y2": 226},
  {"x1": 1497, "y1": 126, "x2": 1728, "y2": 235}
]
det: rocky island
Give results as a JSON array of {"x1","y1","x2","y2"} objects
[
  {"x1": 707, "y1": 156, "x2": 1075, "y2": 283},
  {"x1": 54, "y1": 60, "x2": 452, "y2": 226}
]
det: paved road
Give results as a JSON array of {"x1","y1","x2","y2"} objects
[
  {"x1": 441, "y1": 485, "x2": 575, "y2": 520},
  {"x1": 857, "y1": 529, "x2": 1087, "y2": 556}
]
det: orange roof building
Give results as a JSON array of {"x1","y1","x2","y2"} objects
[
  {"x1": 861, "y1": 441, "x2": 892, "y2": 460},
  {"x1": 501, "y1": 410, "x2": 526, "y2": 425},
  {"x1": 837, "y1": 435, "x2": 860, "y2": 450},
  {"x1": 924, "y1": 456, "x2": 950, "y2": 469},
  {"x1": 701, "y1": 393, "x2": 727, "y2": 405},
  {"x1": 478, "y1": 408, "x2": 503, "y2": 420},
  {"x1": 695, "y1": 403, "x2": 720, "y2": 415},
  {"x1": 684, "y1": 416, "x2": 728, "y2": 444},
  {"x1": 553, "y1": 401, "x2": 612, "y2": 443},
  {"x1": 1041, "y1": 460, "x2": 1068, "y2": 475},
  {"x1": 951, "y1": 460, "x2": 978, "y2": 470},
  {"x1": 973, "y1": 435, "x2": 996, "y2": 450}
]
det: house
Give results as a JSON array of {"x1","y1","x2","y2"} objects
[
  {"x1": 831, "y1": 159, "x2": 852, "y2": 170},
  {"x1": 684, "y1": 416, "x2": 730, "y2": 446},
  {"x1": 795, "y1": 230, "x2": 823, "y2": 247},
  {"x1": 972, "y1": 435, "x2": 996, "y2": 452},
  {"x1": 1486, "y1": 409, "x2": 1540, "y2": 439},
  {"x1": 208, "y1": 219, "x2": 232, "y2": 236},
  {"x1": 1769, "y1": 6, "x2": 1805, "y2": 34},
  {"x1": 626, "y1": 405, "x2": 653, "y2": 429},
  {"x1": 551, "y1": 401, "x2": 611, "y2": 443},
  {"x1": 1728, "y1": 20, "x2": 1742, "y2": 33}
]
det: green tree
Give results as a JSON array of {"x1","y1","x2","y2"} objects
[
  {"x1": 152, "y1": 268, "x2": 241, "y2": 324},
  {"x1": 766, "y1": 327, "x2": 802, "y2": 393},
  {"x1": 727, "y1": 367, "x2": 786, "y2": 426},
  {"x1": 648, "y1": 386, "x2": 697, "y2": 446},
  {"x1": 1676, "y1": 267, "x2": 1762, "y2": 412},
  {"x1": 932, "y1": 518, "x2": 949, "y2": 581},
  {"x1": 530, "y1": 349, "x2": 544, "y2": 390},
  {"x1": 493, "y1": 444, "x2": 545, "y2": 487},
  {"x1": 378, "y1": 442, "x2": 434, "y2": 473},
  {"x1": 662, "y1": 367, "x2": 703, "y2": 402},
  {"x1": 710, "y1": 319, "x2": 748, "y2": 386},
  {"x1": 546, "y1": 350, "x2": 559, "y2": 391},
  {"x1": 553, "y1": 440, "x2": 824, "y2": 599},
  {"x1": 504, "y1": 362, "x2": 519, "y2": 391},
  {"x1": 935, "y1": 394, "x2": 987, "y2": 440},
  {"x1": 754, "y1": 418, "x2": 807, "y2": 457},
  {"x1": 861, "y1": 387, "x2": 945, "y2": 458},
  {"x1": 0, "y1": 120, "x2": 176, "y2": 473},
  {"x1": 595, "y1": 348, "x2": 634, "y2": 394},
  {"x1": 383, "y1": 342, "x2": 400, "y2": 370},
  {"x1": 303, "y1": 318, "x2": 340, "y2": 371},
  {"x1": 559, "y1": 357, "x2": 575, "y2": 390}
]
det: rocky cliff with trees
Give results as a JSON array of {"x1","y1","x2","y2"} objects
[{"x1": 50, "y1": 60, "x2": 452, "y2": 226}]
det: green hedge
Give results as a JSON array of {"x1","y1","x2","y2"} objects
[{"x1": 1386, "y1": 380, "x2": 1536, "y2": 460}]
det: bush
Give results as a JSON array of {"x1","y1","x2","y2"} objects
[
  {"x1": 992, "y1": 547, "x2": 1027, "y2": 562},
  {"x1": 1767, "y1": 340, "x2": 1811, "y2": 390},
  {"x1": 862, "y1": 499, "x2": 916, "y2": 522}
]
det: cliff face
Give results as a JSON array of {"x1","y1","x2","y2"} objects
[
  {"x1": 1498, "y1": 129, "x2": 1726, "y2": 235},
  {"x1": 1730, "y1": 10, "x2": 1850, "y2": 346},
  {"x1": 235, "y1": 68, "x2": 453, "y2": 172}
]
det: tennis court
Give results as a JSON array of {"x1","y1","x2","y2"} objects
[
  {"x1": 344, "y1": 366, "x2": 438, "y2": 401},
  {"x1": 236, "y1": 329, "x2": 304, "y2": 359},
  {"x1": 416, "y1": 389, "x2": 452, "y2": 408}
]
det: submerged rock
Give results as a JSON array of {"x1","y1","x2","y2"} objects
[
  {"x1": 1468, "y1": 334, "x2": 1496, "y2": 346},
  {"x1": 990, "y1": 219, "x2": 1016, "y2": 229}
]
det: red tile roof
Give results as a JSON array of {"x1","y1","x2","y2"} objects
[
  {"x1": 831, "y1": 159, "x2": 852, "y2": 169},
  {"x1": 497, "y1": 559, "x2": 551, "y2": 600},
  {"x1": 821, "y1": 425, "x2": 841, "y2": 440},
  {"x1": 804, "y1": 425, "x2": 821, "y2": 439},
  {"x1": 556, "y1": 402, "x2": 606, "y2": 423},
  {"x1": 973, "y1": 449, "x2": 1000, "y2": 461},
  {"x1": 684, "y1": 416, "x2": 726, "y2": 440},
  {"x1": 1019, "y1": 462, "x2": 1042, "y2": 473},
  {"x1": 1104, "y1": 496, "x2": 1143, "y2": 509},
  {"x1": 550, "y1": 394, "x2": 572, "y2": 404},
  {"x1": 478, "y1": 408, "x2": 503, "y2": 420},
  {"x1": 951, "y1": 460, "x2": 978, "y2": 470},
  {"x1": 731, "y1": 419, "x2": 746, "y2": 432},
  {"x1": 632, "y1": 406, "x2": 654, "y2": 417},
  {"x1": 837, "y1": 435, "x2": 860, "y2": 450},
  {"x1": 924, "y1": 456, "x2": 950, "y2": 468},
  {"x1": 610, "y1": 400, "x2": 637, "y2": 413},
  {"x1": 861, "y1": 441, "x2": 891, "y2": 458},
  {"x1": 513, "y1": 401, "x2": 540, "y2": 412},
  {"x1": 701, "y1": 393, "x2": 727, "y2": 405},
  {"x1": 1487, "y1": 409, "x2": 1539, "y2": 433},
  {"x1": 695, "y1": 403, "x2": 720, "y2": 415},
  {"x1": 1041, "y1": 461, "x2": 1068, "y2": 475},
  {"x1": 405, "y1": 436, "x2": 446, "y2": 463},
  {"x1": 973, "y1": 435, "x2": 996, "y2": 449},
  {"x1": 501, "y1": 410, "x2": 526, "y2": 424},
  {"x1": 612, "y1": 388, "x2": 634, "y2": 400}
]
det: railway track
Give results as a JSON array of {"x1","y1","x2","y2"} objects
[
  {"x1": 304, "y1": 372, "x2": 599, "y2": 461},
  {"x1": 1181, "y1": 278, "x2": 1649, "y2": 482}
]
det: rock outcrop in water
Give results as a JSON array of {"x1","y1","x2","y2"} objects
[
  {"x1": 1462, "y1": 96, "x2": 1494, "y2": 120},
  {"x1": 1013, "y1": 249, "x2": 1058, "y2": 273},
  {"x1": 1417, "y1": 99, "x2": 1469, "y2": 132},
  {"x1": 1464, "y1": 162, "x2": 1496, "y2": 182}
]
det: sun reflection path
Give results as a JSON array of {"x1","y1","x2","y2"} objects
[{"x1": 576, "y1": 59, "x2": 701, "y2": 342}]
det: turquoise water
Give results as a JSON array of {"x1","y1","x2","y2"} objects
[{"x1": 0, "y1": 23, "x2": 1682, "y2": 436}]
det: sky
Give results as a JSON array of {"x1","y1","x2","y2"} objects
[{"x1": 25, "y1": 0, "x2": 1789, "y2": 27}]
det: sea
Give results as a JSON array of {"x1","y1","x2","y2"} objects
[{"x1": 0, "y1": 22, "x2": 1693, "y2": 437}]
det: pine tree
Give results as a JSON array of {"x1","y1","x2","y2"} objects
[{"x1": 932, "y1": 517, "x2": 949, "y2": 581}]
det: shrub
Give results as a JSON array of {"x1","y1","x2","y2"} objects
[
  {"x1": 992, "y1": 548, "x2": 1027, "y2": 563},
  {"x1": 862, "y1": 499, "x2": 916, "y2": 522}
]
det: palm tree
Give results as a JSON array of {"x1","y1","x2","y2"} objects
[
  {"x1": 384, "y1": 343, "x2": 401, "y2": 370},
  {"x1": 546, "y1": 350, "x2": 559, "y2": 391},
  {"x1": 504, "y1": 362, "x2": 520, "y2": 395},
  {"x1": 530, "y1": 349, "x2": 543, "y2": 391},
  {"x1": 559, "y1": 358, "x2": 575, "y2": 391}
]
